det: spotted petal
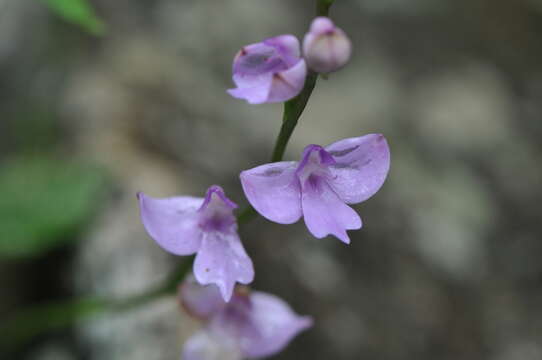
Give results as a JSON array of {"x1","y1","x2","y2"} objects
[
  {"x1": 137, "y1": 193, "x2": 203, "y2": 255},
  {"x1": 233, "y1": 42, "x2": 289, "y2": 76},
  {"x1": 263, "y1": 34, "x2": 301, "y2": 66},
  {"x1": 325, "y1": 134, "x2": 390, "y2": 204},
  {"x1": 228, "y1": 34, "x2": 305, "y2": 104}
]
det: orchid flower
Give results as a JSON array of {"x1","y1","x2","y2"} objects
[
  {"x1": 180, "y1": 277, "x2": 312, "y2": 360},
  {"x1": 137, "y1": 186, "x2": 254, "y2": 301},
  {"x1": 240, "y1": 134, "x2": 390, "y2": 243},
  {"x1": 228, "y1": 35, "x2": 307, "y2": 104}
]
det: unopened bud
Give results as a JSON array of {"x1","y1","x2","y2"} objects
[{"x1": 303, "y1": 17, "x2": 351, "y2": 74}]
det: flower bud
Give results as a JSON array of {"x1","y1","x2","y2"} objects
[{"x1": 303, "y1": 17, "x2": 352, "y2": 74}]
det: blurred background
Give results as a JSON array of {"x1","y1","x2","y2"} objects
[{"x1": 1, "y1": 0, "x2": 542, "y2": 359}]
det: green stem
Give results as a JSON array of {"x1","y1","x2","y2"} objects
[
  {"x1": 271, "y1": 71, "x2": 318, "y2": 162},
  {"x1": 236, "y1": 205, "x2": 258, "y2": 225},
  {"x1": 316, "y1": 0, "x2": 335, "y2": 17}
]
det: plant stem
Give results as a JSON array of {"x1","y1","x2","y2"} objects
[
  {"x1": 271, "y1": 71, "x2": 318, "y2": 162},
  {"x1": 316, "y1": 0, "x2": 335, "y2": 17}
]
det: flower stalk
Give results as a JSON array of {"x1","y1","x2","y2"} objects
[{"x1": 316, "y1": 0, "x2": 335, "y2": 17}]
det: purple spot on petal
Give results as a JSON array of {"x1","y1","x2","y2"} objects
[
  {"x1": 329, "y1": 145, "x2": 359, "y2": 157},
  {"x1": 361, "y1": 158, "x2": 373, "y2": 166},
  {"x1": 261, "y1": 167, "x2": 284, "y2": 177},
  {"x1": 332, "y1": 162, "x2": 358, "y2": 170},
  {"x1": 305, "y1": 174, "x2": 325, "y2": 195}
]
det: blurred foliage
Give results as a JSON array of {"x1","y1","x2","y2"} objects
[
  {"x1": 0, "y1": 156, "x2": 107, "y2": 259},
  {"x1": 42, "y1": 0, "x2": 106, "y2": 36},
  {"x1": 1, "y1": 257, "x2": 194, "y2": 353}
]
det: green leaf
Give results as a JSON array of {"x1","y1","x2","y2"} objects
[
  {"x1": 42, "y1": 0, "x2": 106, "y2": 36},
  {"x1": 0, "y1": 156, "x2": 108, "y2": 259}
]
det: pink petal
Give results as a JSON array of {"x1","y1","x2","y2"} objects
[
  {"x1": 308, "y1": 17, "x2": 335, "y2": 35},
  {"x1": 194, "y1": 232, "x2": 254, "y2": 302},
  {"x1": 301, "y1": 175, "x2": 361, "y2": 243},
  {"x1": 267, "y1": 60, "x2": 307, "y2": 103},
  {"x1": 325, "y1": 134, "x2": 390, "y2": 204},
  {"x1": 240, "y1": 161, "x2": 302, "y2": 224},
  {"x1": 263, "y1": 34, "x2": 301, "y2": 64},
  {"x1": 233, "y1": 43, "x2": 289, "y2": 76},
  {"x1": 227, "y1": 73, "x2": 273, "y2": 104},
  {"x1": 238, "y1": 291, "x2": 313, "y2": 358},
  {"x1": 137, "y1": 192, "x2": 203, "y2": 255},
  {"x1": 179, "y1": 275, "x2": 226, "y2": 320}
]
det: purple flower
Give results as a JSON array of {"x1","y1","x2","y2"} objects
[
  {"x1": 180, "y1": 277, "x2": 312, "y2": 360},
  {"x1": 227, "y1": 35, "x2": 307, "y2": 104},
  {"x1": 137, "y1": 185, "x2": 254, "y2": 301},
  {"x1": 240, "y1": 134, "x2": 390, "y2": 243},
  {"x1": 303, "y1": 17, "x2": 352, "y2": 74}
]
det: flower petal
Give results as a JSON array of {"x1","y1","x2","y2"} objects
[
  {"x1": 263, "y1": 34, "x2": 301, "y2": 65},
  {"x1": 182, "y1": 331, "x2": 242, "y2": 360},
  {"x1": 240, "y1": 161, "x2": 302, "y2": 224},
  {"x1": 308, "y1": 17, "x2": 336, "y2": 35},
  {"x1": 179, "y1": 275, "x2": 226, "y2": 320},
  {"x1": 267, "y1": 60, "x2": 307, "y2": 103},
  {"x1": 137, "y1": 192, "x2": 203, "y2": 255},
  {"x1": 227, "y1": 73, "x2": 273, "y2": 104},
  {"x1": 237, "y1": 291, "x2": 313, "y2": 358},
  {"x1": 325, "y1": 134, "x2": 390, "y2": 204},
  {"x1": 233, "y1": 42, "x2": 289, "y2": 76},
  {"x1": 194, "y1": 232, "x2": 254, "y2": 302},
  {"x1": 301, "y1": 175, "x2": 361, "y2": 243}
]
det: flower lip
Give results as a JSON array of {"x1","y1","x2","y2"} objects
[{"x1": 199, "y1": 185, "x2": 238, "y2": 212}]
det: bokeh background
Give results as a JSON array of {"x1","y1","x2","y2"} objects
[{"x1": 1, "y1": 0, "x2": 542, "y2": 359}]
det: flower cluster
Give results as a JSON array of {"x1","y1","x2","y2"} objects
[
  {"x1": 138, "y1": 15, "x2": 390, "y2": 360},
  {"x1": 228, "y1": 17, "x2": 351, "y2": 104}
]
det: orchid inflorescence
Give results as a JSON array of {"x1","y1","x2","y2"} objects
[{"x1": 138, "y1": 14, "x2": 390, "y2": 360}]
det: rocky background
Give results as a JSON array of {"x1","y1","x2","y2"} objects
[{"x1": 1, "y1": 0, "x2": 542, "y2": 359}]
